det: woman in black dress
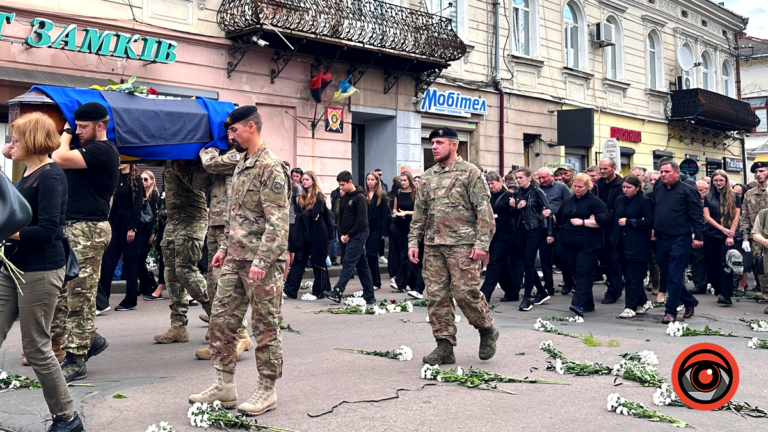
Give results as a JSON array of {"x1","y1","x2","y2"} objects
[
  {"x1": 96, "y1": 163, "x2": 145, "y2": 311},
  {"x1": 554, "y1": 173, "x2": 611, "y2": 316},
  {"x1": 387, "y1": 177, "x2": 402, "y2": 284},
  {"x1": 703, "y1": 170, "x2": 741, "y2": 304},
  {"x1": 365, "y1": 171, "x2": 390, "y2": 291},
  {"x1": 613, "y1": 175, "x2": 654, "y2": 318},
  {"x1": 393, "y1": 171, "x2": 421, "y2": 294},
  {"x1": 138, "y1": 170, "x2": 160, "y2": 296}
]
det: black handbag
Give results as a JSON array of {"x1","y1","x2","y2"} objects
[
  {"x1": 62, "y1": 237, "x2": 80, "y2": 282},
  {"x1": 0, "y1": 173, "x2": 33, "y2": 241},
  {"x1": 139, "y1": 201, "x2": 154, "y2": 225}
]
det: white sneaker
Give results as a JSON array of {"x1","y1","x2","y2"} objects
[
  {"x1": 390, "y1": 280, "x2": 399, "y2": 289},
  {"x1": 408, "y1": 291, "x2": 424, "y2": 299},
  {"x1": 374, "y1": 286, "x2": 381, "y2": 290},
  {"x1": 618, "y1": 308, "x2": 636, "y2": 319},
  {"x1": 379, "y1": 256, "x2": 388, "y2": 264},
  {"x1": 636, "y1": 301, "x2": 652, "y2": 315},
  {"x1": 96, "y1": 306, "x2": 110, "y2": 316}
]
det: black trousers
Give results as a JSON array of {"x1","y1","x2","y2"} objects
[
  {"x1": 366, "y1": 228, "x2": 384, "y2": 287},
  {"x1": 335, "y1": 230, "x2": 375, "y2": 301},
  {"x1": 97, "y1": 218, "x2": 140, "y2": 309},
  {"x1": 689, "y1": 241, "x2": 707, "y2": 292},
  {"x1": 395, "y1": 222, "x2": 421, "y2": 291},
  {"x1": 704, "y1": 235, "x2": 732, "y2": 297},
  {"x1": 137, "y1": 222, "x2": 156, "y2": 295},
  {"x1": 620, "y1": 256, "x2": 648, "y2": 310},
  {"x1": 538, "y1": 231, "x2": 554, "y2": 292},
  {"x1": 600, "y1": 234, "x2": 624, "y2": 300},
  {"x1": 564, "y1": 246, "x2": 599, "y2": 310},
  {"x1": 387, "y1": 223, "x2": 400, "y2": 279},
  {"x1": 480, "y1": 229, "x2": 518, "y2": 302},
  {"x1": 553, "y1": 229, "x2": 575, "y2": 289},
  {"x1": 284, "y1": 237, "x2": 331, "y2": 298},
  {"x1": 512, "y1": 227, "x2": 543, "y2": 299}
]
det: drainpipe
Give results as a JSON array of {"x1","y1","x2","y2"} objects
[
  {"x1": 736, "y1": 29, "x2": 746, "y2": 183},
  {"x1": 494, "y1": 1, "x2": 504, "y2": 173}
]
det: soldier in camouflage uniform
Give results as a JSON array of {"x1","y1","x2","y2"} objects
[
  {"x1": 190, "y1": 106, "x2": 290, "y2": 416},
  {"x1": 153, "y1": 159, "x2": 212, "y2": 343},
  {"x1": 740, "y1": 161, "x2": 768, "y2": 311},
  {"x1": 195, "y1": 145, "x2": 254, "y2": 360},
  {"x1": 407, "y1": 127, "x2": 499, "y2": 365}
]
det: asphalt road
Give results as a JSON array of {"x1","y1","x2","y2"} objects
[{"x1": 2, "y1": 273, "x2": 768, "y2": 432}]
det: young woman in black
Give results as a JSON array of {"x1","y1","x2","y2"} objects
[
  {"x1": 555, "y1": 173, "x2": 611, "y2": 316},
  {"x1": 283, "y1": 171, "x2": 331, "y2": 299},
  {"x1": 393, "y1": 171, "x2": 422, "y2": 295},
  {"x1": 138, "y1": 170, "x2": 160, "y2": 296},
  {"x1": 365, "y1": 171, "x2": 391, "y2": 291},
  {"x1": 387, "y1": 177, "x2": 402, "y2": 284},
  {"x1": 96, "y1": 163, "x2": 145, "y2": 311},
  {"x1": 613, "y1": 175, "x2": 654, "y2": 318},
  {"x1": 703, "y1": 170, "x2": 741, "y2": 304},
  {"x1": 512, "y1": 168, "x2": 553, "y2": 311}
]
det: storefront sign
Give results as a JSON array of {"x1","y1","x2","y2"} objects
[
  {"x1": 610, "y1": 126, "x2": 642, "y2": 143},
  {"x1": 0, "y1": 12, "x2": 177, "y2": 63},
  {"x1": 602, "y1": 138, "x2": 621, "y2": 172},
  {"x1": 419, "y1": 88, "x2": 487, "y2": 117},
  {"x1": 680, "y1": 158, "x2": 699, "y2": 176},
  {"x1": 724, "y1": 157, "x2": 743, "y2": 172}
]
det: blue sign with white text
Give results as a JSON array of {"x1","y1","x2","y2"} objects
[{"x1": 419, "y1": 88, "x2": 487, "y2": 117}]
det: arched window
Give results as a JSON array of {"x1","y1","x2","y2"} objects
[
  {"x1": 700, "y1": 51, "x2": 713, "y2": 91},
  {"x1": 681, "y1": 43, "x2": 695, "y2": 89},
  {"x1": 604, "y1": 15, "x2": 624, "y2": 81},
  {"x1": 511, "y1": 0, "x2": 530, "y2": 55},
  {"x1": 563, "y1": 1, "x2": 586, "y2": 69},
  {"x1": 647, "y1": 31, "x2": 664, "y2": 90},
  {"x1": 722, "y1": 60, "x2": 733, "y2": 97}
]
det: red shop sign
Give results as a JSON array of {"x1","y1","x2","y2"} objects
[{"x1": 610, "y1": 127, "x2": 642, "y2": 143}]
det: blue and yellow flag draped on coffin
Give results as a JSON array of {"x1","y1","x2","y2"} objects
[{"x1": 30, "y1": 86, "x2": 234, "y2": 160}]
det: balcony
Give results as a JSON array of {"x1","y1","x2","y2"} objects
[
  {"x1": 217, "y1": 0, "x2": 466, "y2": 80},
  {"x1": 669, "y1": 88, "x2": 760, "y2": 132}
]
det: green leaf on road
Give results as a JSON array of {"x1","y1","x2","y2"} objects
[{"x1": 113, "y1": 394, "x2": 127, "y2": 399}]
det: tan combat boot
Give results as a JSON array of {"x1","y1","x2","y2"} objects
[
  {"x1": 154, "y1": 327, "x2": 189, "y2": 344},
  {"x1": 196, "y1": 330, "x2": 254, "y2": 360},
  {"x1": 238, "y1": 376, "x2": 277, "y2": 416},
  {"x1": 199, "y1": 313, "x2": 209, "y2": 323},
  {"x1": 189, "y1": 370, "x2": 237, "y2": 408}
]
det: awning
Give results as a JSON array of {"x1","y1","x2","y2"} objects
[{"x1": 669, "y1": 88, "x2": 760, "y2": 132}]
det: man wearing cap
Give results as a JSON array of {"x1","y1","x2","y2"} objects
[
  {"x1": 190, "y1": 106, "x2": 290, "y2": 416},
  {"x1": 51, "y1": 102, "x2": 119, "y2": 382},
  {"x1": 554, "y1": 163, "x2": 575, "y2": 192},
  {"x1": 740, "y1": 161, "x2": 768, "y2": 308},
  {"x1": 408, "y1": 127, "x2": 498, "y2": 365}
]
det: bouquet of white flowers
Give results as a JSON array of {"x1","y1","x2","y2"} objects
[
  {"x1": 0, "y1": 369, "x2": 41, "y2": 391},
  {"x1": 336, "y1": 345, "x2": 413, "y2": 361},
  {"x1": 740, "y1": 318, "x2": 768, "y2": 332},
  {"x1": 533, "y1": 318, "x2": 581, "y2": 339},
  {"x1": 611, "y1": 360, "x2": 666, "y2": 387},
  {"x1": 420, "y1": 364, "x2": 569, "y2": 394},
  {"x1": 666, "y1": 322, "x2": 725, "y2": 337},
  {"x1": 606, "y1": 392, "x2": 693, "y2": 428},
  {"x1": 145, "y1": 422, "x2": 176, "y2": 432},
  {"x1": 539, "y1": 316, "x2": 584, "y2": 323},
  {"x1": 748, "y1": 337, "x2": 768, "y2": 349},
  {"x1": 188, "y1": 401, "x2": 298, "y2": 431},
  {"x1": 617, "y1": 350, "x2": 659, "y2": 366}
]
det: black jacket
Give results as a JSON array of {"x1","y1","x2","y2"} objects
[
  {"x1": 596, "y1": 174, "x2": 623, "y2": 232},
  {"x1": 611, "y1": 193, "x2": 654, "y2": 262},
  {"x1": 339, "y1": 186, "x2": 369, "y2": 237},
  {"x1": 555, "y1": 191, "x2": 611, "y2": 253},
  {"x1": 367, "y1": 192, "x2": 391, "y2": 236},
  {"x1": 492, "y1": 187, "x2": 517, "y2": 231},
  {"x1": 514, "y1": 185, "x2": 553, "y2": 236},
  {"x1": 653, "y1": 180, "x2": 706, "y2": 240},
  {"x1": 295, "y1": 193, "x2": 328, "y2": 245}
]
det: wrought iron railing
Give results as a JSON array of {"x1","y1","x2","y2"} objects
[
  {"x1": 217, "y1": 0, "x2": 466, "y2": 63},
  {"x1": 670, "y1": 88, "x2": 760, "y2": 132}
]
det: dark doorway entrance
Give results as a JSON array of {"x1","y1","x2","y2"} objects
[{"x1": 351, "y1": 124, "x2": 366, "y2": 185}]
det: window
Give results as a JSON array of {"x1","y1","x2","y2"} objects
[
  {"x1": 604, "y1": 15, "x2": 624, "y2": 81},
  {"x1": 563, "y1": 2, "x2": 585, "y2": 69},
  {"x1": 755, "y1": 108, "x2": 767, "y2": 133},
  {"x1": 433, "y1": 0, "x2": 458, "y2": 34},
  {"x1": 647, "y1": 31, "x2": 663, "y2": 90},
  {"x1": 511, "y1": 0, "x2": 531, "y2": 55},
  {"x1": 700, "y1": 52, "x2": 710, "y2": 90},
  {"x1": 722, "y1": 61, "x2": 734, "y2": 97}
]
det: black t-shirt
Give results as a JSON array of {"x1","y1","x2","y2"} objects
[
  {"x1": 65, "y1": 140, "x2": 120, "y2": 221},
  {"x1": 704, "y1": 189, "x2": 742, "y2": 238}
]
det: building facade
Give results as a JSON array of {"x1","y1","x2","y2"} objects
[{"x1": 740, "y1": 34, "x2": 768, "y2": 180}]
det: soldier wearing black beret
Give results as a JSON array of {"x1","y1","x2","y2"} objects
[{"x1": 51, "y1": 101, "x2": 120, "y2": 382}]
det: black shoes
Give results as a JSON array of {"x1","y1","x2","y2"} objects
[
  {"x1": 569, "y1": 304, "x2": 584, "y2": 317},
  {"x1": 533, "y1": 292, "x2": 550, "y2": 305},
  {"x1": 689, "y1": 287, "x2": 708, "y2": 295},
  {"x1": 518, "y1": 298, "x2": 533, "y2": 311},
  {"x1": 717, "y1": 295, "x2": 732, "y2": 305},
  {"x1": 86, "y1": 332, "x2": 109, "y2": 361},
  {"x1": 561, "y1": 286, "x2": 573, "y2": 295},
  {"x1": 61, "y1": 353, "x2": 87, "y2": 382},
  {"x1": 47, "y1": 412, "x2": 84, "y2": 432},
  {"x1": 323, "y1": 288, "x2": 342, "y2": 303},
  {"x1": 366, "y1": 298, "x2": 378, "y2": 305},
  {"x1": 115, "y1": 305, "x2": 136, "y2": 311},
  {"x1": 600, "y1": 296, "x2": 617, "y2": 304},
  {"x1": 499, "y1": 296, "x2": 519, "y2": 302}
]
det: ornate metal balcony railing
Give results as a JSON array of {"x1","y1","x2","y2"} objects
[
  {"x1": 670, "y1": 88, "x2": 760, "y2": 132},
  {"x1": 217, "y1": 0, "x2": 467, "y2": 63}
]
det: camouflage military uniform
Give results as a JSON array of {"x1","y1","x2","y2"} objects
[
  {"x1": 209, "y1": 143, "x2": 290, "y2": 378},
  {"x1": 743, "y1": 186, "x2": 768, "y2": 296},
  {"x1": 408, "y1": 156, "x2": 496, "y2": 345},
  {"x1": 162, "y1": 160, "x2": 212, "y2": 327},
  {"x1": 51, "y1": 221, "x2": 111, "y2": 355}
]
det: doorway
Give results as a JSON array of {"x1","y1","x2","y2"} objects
[{"x1": 351, "y1": 124, "x2": 366, "y2": 185}]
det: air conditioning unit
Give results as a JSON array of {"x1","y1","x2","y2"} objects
[
  {"x1": 595, "y1": 22, "x2": 615, "y2": 45},
  {"x1": 675, "y1": 75, "x2": 693, "y2": 90}
]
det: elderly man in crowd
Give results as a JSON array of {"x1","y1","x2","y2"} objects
[
  {"x1": 537, "y1": 167, "x2": 573, "y2": 295},
  {"x1": 554, "y1": 164, "x2": 575, "y2": 191}
]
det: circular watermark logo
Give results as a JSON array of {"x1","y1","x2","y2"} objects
[{"x1": 671, "y1": 343, "x2": 739, "y2": 410}]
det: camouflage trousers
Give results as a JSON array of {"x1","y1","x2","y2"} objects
[
  {"x1": 209, "y1": 258, "x2": 284, "y2": 378},
  {"x1": 423, "y1": 244, "x2": 494, "y2": 346},
  {"x1": 162, "y1": 229, "x2": 210, "y2": 328},
  {"x1": 752, "y1": 245, "x2": 768, "y2": 297},
  {"x1": 207, "y1": 226, "x2": 248, "y2": 333},
  {"x1": 51, "y1": 221, "x2": 111, "y2": 355}
]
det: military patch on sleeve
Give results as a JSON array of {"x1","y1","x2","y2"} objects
[
  {"x1": 228, "y1": 153, "x2": 241, "y2": 162},
  {"x1": 272, "y1": 177, "x2": 286, "y2": 194}
]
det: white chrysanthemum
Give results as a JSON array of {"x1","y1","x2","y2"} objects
[
  {"x1": 212, "y1": 401, "x2": 221, "y2": 409},
  {"x1": 300, "y1": 293, "x2": 317, "y2": 301},
  {"x1": 539, "y1": 340, "x2": 554, "y2": 350},
  {"x1": 395, "y1": 345, "x2": 413, "y2": 361},
  {"x1": 456, "y1": 366, "x2": 464, "y2": 376},
  {"x1": 406, "y1": 301, "x2": 414, "y2": 313},
  {"x1": 750, "y1": 321, "x2": 768, "y2": 332},
  {"x1": 638, "y1": 350, "x2": 659, "y2": 365},
  {"x1": 145, "y1": 425, "x2": 159, "y2": 432},
  {"x1": 568, "y1": 316, "x2": 584, "y2": 323},
  {"x1": 455, "y1": 315, "x2": 461, "y2": 323},
  {"x1": 0, "y1": 371, "x2": 7, "y2": 380},
  {"x1": 395, "y1": 306, "x2": 402, "y2": 313},
  {"x1": 748, "y1": 337, "x2": 759, "y2": 349},
  {"x1": 421, "y1": 364, "x2": 440, "y2": 380},
  {"x1": 555, "y1": 359, "x2": 564, "y2": 375},
  {"x1": 387, "y1": 304, "x2": 396, "y2": 312},
  {"x1": 425, "y1": 316, "x2": 430, "y2": 322},
  {"x1": 344, "y1": 297, "x2": 366, "y2": 307},
  {"x1": 353, "y1": 291, "x2": 364, "y2": 298}
]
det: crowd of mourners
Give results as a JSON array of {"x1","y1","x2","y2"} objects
[{"x1": 3, "y1": 104, "x2": 768, "y2": 432}]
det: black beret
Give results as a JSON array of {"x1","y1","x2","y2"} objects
[
  {"x1": 225, "y1": 105, "x2": 259, "y2": 129},
  {"x1": 751, "y1": 161, "x2": 768, "y2": 173},
  {"x1": 74, "y1": 102, "x2": 109, "y2": 122},
  {"x1": 428, "y1": 127, "x2": 459, "y2": 141}
]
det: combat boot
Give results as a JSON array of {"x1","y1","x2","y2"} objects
[
  {"x1": 422, "y1": 339, "x2": 456, "y2": 365},
  {"x1": 236, "y1": 330, "x2": 254, "y2": 357},
  {"x1": 238, "y1": 376, "x2": 277, "y2": 416},
  {"x1": 478, "y1": 325, "x2": 500, "y2": 360},
  {"x1": 60, "y1": 353, "x2": 87, "y2": 382},
  {"x1": 189, "y1": 370, "x2": 238, "y2": 408},
  {"x1": 51, "y1": 338, "x2": 66, "y2": 363},
  {"x1": 199, "y1": 312, "x2": 209, "y2": 323},
  {"x1": 154, "y1": 327, "x2": 189, "y2": 344},
  {"x1": 86, "y1": 332, "x2": 109, "y2": 361}
]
